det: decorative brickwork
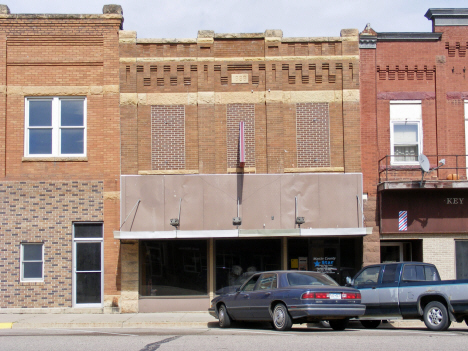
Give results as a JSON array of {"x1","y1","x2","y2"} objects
[
  {"x1": 296, "y1": 103, "x2": 331, "y2": 168},
  {"x1": 227, "y1": 104, "x2": 255, "y2": 169},
  {"x1": 151, "y1": 105, "x2": 186, "y2": 170},
  {"x1": 0, "y1": 181, "x2": 103, "y2": 308}
]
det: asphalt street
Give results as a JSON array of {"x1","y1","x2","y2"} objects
[{"x1": 1, "y1": 324, "x2": 468, "y2": 351}]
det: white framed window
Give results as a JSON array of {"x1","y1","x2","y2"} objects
[
  {"x1": 390, "y1": 101, "x2": 422, "y2": 164},
  {"x1": 25, "y1": 97, "x2": 87, "y2": 157},
  {"x1": 21, "y1": 243, "x2": 44, "y2": 282}
]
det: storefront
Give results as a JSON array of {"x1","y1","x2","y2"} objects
[
  {"x1": 379, "y1": 182, "x2": 468, "y2": 280},
  {"x1": 116, "y1": 173, "x2": 370, "y2": 312}
]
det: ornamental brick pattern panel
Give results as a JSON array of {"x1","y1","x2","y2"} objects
[
  {"x1": 0, "y1": 181, "x2": 103, "y2": 308},
  {"x1": 227, "y1": 104, "x2": 255, "y2": 169},
  {"x1": 296, "y1": 103, "x2": 331, "y2": 168},
  {"x1": 151, "y1": 105, "x2": 185, "y2": 170}
]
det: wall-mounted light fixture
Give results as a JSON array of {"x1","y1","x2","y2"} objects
[
  {"x1": 170, "y1": 198, "x2": 182, "y2": 228},
  {"x1": 233, "y1": 197, "x2": 242, "y2": 226},
  {"x1": 295, "y1": 196, "x2": 305, "y2": 227}
]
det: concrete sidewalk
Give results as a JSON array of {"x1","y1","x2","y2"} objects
[{"x1": 0, "y1": 312, "x2": 217, "y2": 329}]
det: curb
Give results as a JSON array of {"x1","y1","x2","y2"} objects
[{"x1": 9, "y1": 322, "x2": 214, "y2": 329}]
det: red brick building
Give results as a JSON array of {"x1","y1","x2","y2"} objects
[
  {"x1": 116, "y1": 28, "x2": 369, "y2": 312},
  {"x1": 360, "y1": 9, "x2": 468, "y2": 280},
  {"x1": 0, "y1": 5, "x2": 122, "y2": 310}
]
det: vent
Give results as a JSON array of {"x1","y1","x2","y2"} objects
[
  {"x1": 289, "y1": 76, "x2": 295, "y2": 84},
  {"x1": 446, "y1": 42, "x2": 456, "y2": 57},
  {"x1": 259, "y1": 64, "x2": 266, "y2": 71},
  {"x1": 170, "y1": 77, "x2": 177, "y2": 85},
  {"x1": 252, "y1": 76, "x2": 259, "y2": 85},
  {"x1": 221, "y1": 76, "x2": 228, "y2": 85},
  {"x1": 191, "y1": 65, "x2": 198, "y2": 72},
  {"x1": 336, "y1": 63, "x2": 343, "y2": 69},
  {"x1": 143, "y1": 78, "x2": 151, "y2": 86},
  {"x1": 126, "y1": 66, "x2": 130, "y2": 72},
  {"x1": 164, "y1": 65, "x2": 170, "y2": 72},
  {"x1": 184, "y1": 77, "x2": 191, "y2": 85},
  {"x1": 282, "y1": 64, "x2": 289, "y2": 71},
  {"x1": 227, "y1": 64, "x2": 252, "y2": 71},
  {"x1": 204, "y1": 65, "x2": 208, "y2": 72},
  {"x1": 137, "y1": 65, "x2": 144, "y2": 72},
  {"x1": 398, "y1": 66, "x2": 406, "y2": 80},
  {"x1": 322, "y1": 63, "x2": 329, "y2": 70},
  {"x1": 150, "y1": 65, "x2": 157, "y2": 73},
  {"x1": 407, "y1": 68, "x2": 414, "y2": 80},
  {"x1": 272, "y1": 64, "x2": 276, "y2": 71},
  {"x1": 309, "y1": 64, "x2": 316, "y2": 70},
  {"x1": 214, "y1": 65, "x2": 221, "y2": 71},
  {"x1": 315, "y1": 75, "x2": 322, "y2": 84},
  {"x1": 295, "y1": 64, "x2": 302, "y2": 71},
  {"x1": 328, "y1": 75, "x2": 336, "y2": 83},
  {"x1": 157, "y1": 78, "x2": 164, "y2": 86},
  {"x1": 302, "y1": 75, "x2": 309, "y2": 84},
  {"x1": 177, "y1": 65, "x2": 184, "y2": 72},
  {"x1": 416, "y1": 70, "x2": 424, "y2": 80}
]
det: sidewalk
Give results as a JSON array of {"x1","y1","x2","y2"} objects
[{"x1": 0, "y1": 312, "x2": 217, "y2": 329}]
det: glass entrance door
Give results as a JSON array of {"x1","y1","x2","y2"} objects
[{"x1": 73, "y1": 223, "x2": 103, "y2": 307}]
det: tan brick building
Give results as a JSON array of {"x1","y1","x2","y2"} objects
[
  {"x1": 360, "y1": 9, "x2": 468, "y2": 280},
  {"x1": 117, "y1": 28, "x2": 369, "y2": 312},
  {"x1": 0, "y1": 5, "x2": 122, "y2": 310}
]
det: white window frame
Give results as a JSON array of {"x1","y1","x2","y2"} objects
[
  {"x1": 464, "y1": 100, "x2": 468, "y2": 171},
  {"x1": 390, "y1": 100, "x2": 422, "y2": 165},
  {"x1": 20, "y1": 243, "x2": 44, "y2": 282},
  {"x1": 24, "y1": 97, "x2": 87, "y2": 157}
]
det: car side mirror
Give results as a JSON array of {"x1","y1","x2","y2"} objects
[
  {"x1": 345, "y1": 276, "x2": 353, "y2": 286},
  {"x1": 235, "y1": 287, "x2": 241, "y2": 293}
]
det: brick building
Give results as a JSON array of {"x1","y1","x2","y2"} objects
[
  {"x1": 360, "y1": 9, "x2": 468, "y2": 280},
  {"x1": 116, "y1": 28, "x2": 369, "y2": 312},
  {"x1": 0, "y1": 5, "x2": 122, "y2": 309}
]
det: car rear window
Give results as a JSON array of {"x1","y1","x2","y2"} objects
[{"x1": 287, "y1": 272, "x2": 338, "y2": 286}]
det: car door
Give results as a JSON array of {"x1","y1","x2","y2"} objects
[
  {"x1": 353, "y1": 265, "x2": 382, "y2": 315},
  {"x1": 248, "y1": 273, "x2": 278, "y2": 320},
  {"x1": 377, "y1": 264, "x2": 401, "y2": 317},
  {"x1": 398, "y1": 264, "x2": 429, "y2": 318},
  {"x1": 226, "y1": 273, "x2": 260, "y2": 320}
]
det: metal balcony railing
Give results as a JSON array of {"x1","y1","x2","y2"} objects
[{"x1": 378, "y1": 155, "x2": 468, "y2": 183}]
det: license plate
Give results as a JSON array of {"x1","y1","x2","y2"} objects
[{"x1": 329, "y1": 293, "x2": 341, "y2": 300}]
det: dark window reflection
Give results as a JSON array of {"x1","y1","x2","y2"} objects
[
  {"x1": 76, "y1": 273, "x2": 101, "y2": 304},
  {"x1": 140, "y1": 240, "x2": 207, "y2": 296},
  {"x1": 215, "y1": 239, "x2": 281, "y2": 293}
]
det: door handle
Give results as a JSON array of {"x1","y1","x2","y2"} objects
[
  {"x1": 243, "y1": 294, "x2": 250, "y2": 298},
  {"x1": 265, "y1": 292, "x2": 271, "y2": 296}
]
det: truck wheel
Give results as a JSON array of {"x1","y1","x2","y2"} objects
[
  {"x1": 329, "y1": 318, "x2": 349, "y2": 331},
  {"x1": 423, "y1": 301, "x2": 450, "y2": 331},
  {"x1": 360, "y1": 320, "x2": 381, "y2": 329},
  {"x1": 272, "y1": 303, "x2": 292, "y2": 331},
  {"x1": 218, "y1": 304, "x2": 231, "y2": 328},
  {"x1": 465, "y1": 317, "x2": 468, "y2": 327}
]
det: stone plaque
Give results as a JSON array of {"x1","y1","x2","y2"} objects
[{"x1": 231, "y1": 74, "x2": 249, "y2": 84}]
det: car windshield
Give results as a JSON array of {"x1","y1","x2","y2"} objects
[{"x1": 287, "y1": 272, "x2": 338, "y2": 286}]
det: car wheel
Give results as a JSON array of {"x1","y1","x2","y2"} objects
[
  {"x1": 320, "y1": 320, "x2": 330, "y2": 328},
  {"x1": 329, "y1": 318, "x2": 349, "y2": 331},
  {"x1": 218, "y1": 304, "x2": 231, "y2": 328},
  {"x1": 360, "y1": 320, "x2": 381, "y2": 329},
  {"x1": 465, "y1": 317, "x2": 468, "y2": 327},
  {"x1": 423, "y1": 301, "x2": 450, "y2": 331},
  {"x1": 272, "y1": 303, "x2": 292, "y2": 331}
]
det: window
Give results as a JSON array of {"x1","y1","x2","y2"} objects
[
  {"x1": 21, "y1": 243, "x2": 43, "y2": 282},
  {"x1": 402, "y1": 264, "x2": 440, "y2": 282},
  {"x1": 390, "y1": 101, "x2": 422, "y2": 164},
  {"x1": 256, "y1": 273, "x2": 277, "y2": 290},
  {"x1": 381, "y1": 264, "x2": 398, "y2": 284},
  {"x1": 25, "y1": 97, "x2": 86, "y2": 157},
  {"x1": 354, "y1": 266, "x2": 381, "y2": 285}
]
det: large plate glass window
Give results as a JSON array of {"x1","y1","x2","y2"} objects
[
  {"x1": 21, "y1": 243, "x2": 44, "y2": 282},
  {"x1": 73, "y1": 223, "x2": 103, "y2": 307},
  {"x1": 25, "y1": 97, "x2": 86, "y2": 157},
  {"x1": 390, "y1": 101, "x2": 422, "y2": 165}
]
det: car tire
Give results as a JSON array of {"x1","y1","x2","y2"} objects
[
  {"x1": 329, "y1": 318, "x2": 349, "y2": 331},
  {"x1": 360, "y1": 320, "x2": 381, "y2": 329},
  {"x1": 218, "y1": 304, "x2": 231, "y2": 328},
  {"x1": 423, "y1": 301, "x2": 450, "y2": 331},
  {"x1": 272, "y1": 303, "x2": 293, "y2": 331},
  {"x1": 465, "y1": 317, "x2": 468, "y2": 327}
]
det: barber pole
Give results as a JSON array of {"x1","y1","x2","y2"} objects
[{"x1": 399, "y1": 211, "x2": 407, "y2": 231}]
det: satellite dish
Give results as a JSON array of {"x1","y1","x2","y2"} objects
[{"x1": 419, "y1": 154, "x2": 430, "y2": 172}]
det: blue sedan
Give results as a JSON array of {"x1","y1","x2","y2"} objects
[{"x1": 209, "y1": 270, "x2": 366, "y2": 331}]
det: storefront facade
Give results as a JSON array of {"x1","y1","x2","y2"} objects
[{"x1": 116, "y1": 173, "x2": 367, "y2": 312}]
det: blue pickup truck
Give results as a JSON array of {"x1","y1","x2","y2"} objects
[{"x1": 348, "y1": 262, "x2": 468, "y2": 331}]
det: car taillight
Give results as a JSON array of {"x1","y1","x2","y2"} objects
[
  {"x1": 302, "y1": 292, "x2": 316, "y2": 299},
  {"x1": 315, "y1": 292, "x2": 329, "y2": 299},
  {"x1": 341, "y1": 292, "x2": 361, "y2": 299}
]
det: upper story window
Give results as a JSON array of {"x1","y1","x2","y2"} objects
[
  {"x1": 390, "y1": 101, "x2": 422, "y2": 165},
  {"x1": 25, "y1": 97, "x2": 86, "y2": 157}
]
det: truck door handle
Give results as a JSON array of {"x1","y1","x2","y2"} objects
[
  {"x1": 372, "y1": 286, "x2": 377, "y2": 289},
  {"x1": 243, "y1": 294, "x2": 250, "y2": 298},
  {"x1": 265, "y1": 292, "x2": 271, "y2": 296}
]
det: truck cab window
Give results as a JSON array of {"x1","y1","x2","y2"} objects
[{"x1": 354, "y1": 266, "x2": 380, "y2": 285}]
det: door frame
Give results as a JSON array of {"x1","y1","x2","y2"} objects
[{"x1": 72, "y1": 222, "x2": 104, "y2": 308}]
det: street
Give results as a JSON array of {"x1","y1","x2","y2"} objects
[{"x1": 1, "y1": 323, "x2": 468, "y2": 351}]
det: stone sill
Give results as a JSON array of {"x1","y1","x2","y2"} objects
[{"x1": 22, "y1": 157, "x2": 88, "y2": 162}]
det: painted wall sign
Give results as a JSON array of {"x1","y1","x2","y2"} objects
[{"x1": 446, "y1": 198, "x2": 464, "y2": 205}]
